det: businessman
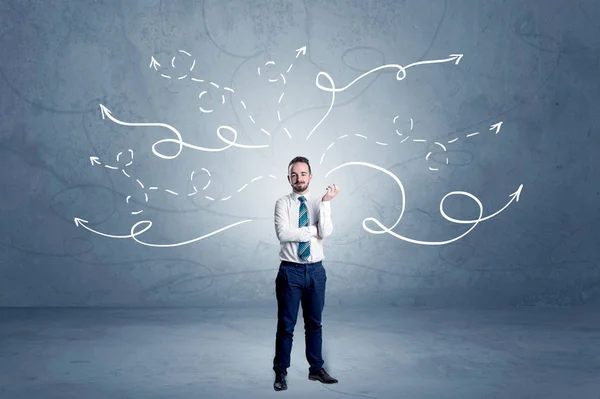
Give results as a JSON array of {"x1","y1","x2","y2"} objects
[{"x1": 272, "y1": 156, "x2": 340, "y2": 391}]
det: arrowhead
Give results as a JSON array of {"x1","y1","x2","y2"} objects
[
  {"x1": 489, "y1": 121, "x2": 503, "y2": 134},
  {"x1": 89, "y1": 156, "x2": 101, "y2": 165},
  {"x1": 509, "y1": 184, "x2": 524, "y2": 202},
  {"x1": 73, "y1": 217, "x2": 89, "y2": 227},
  {"x1": 295, "y1": 46, "x2": 307, "y2": 58},
  {"x1": 149, "y1": 56, "x2": 161, "y2": 70},
  {"x1": 99, "y1": 104, "x2": 111, "y2": 119},
  {"x1": 449, "y1": 53, "x2": 463, "y2": 64}
]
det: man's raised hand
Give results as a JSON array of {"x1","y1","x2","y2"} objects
[{"x1": 322, "y1": 184, "x2": 339, "y2": 202}]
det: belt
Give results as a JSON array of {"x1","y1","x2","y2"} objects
[{"x1": 280, "y1": 260, "x2": 322, "y2": 266}]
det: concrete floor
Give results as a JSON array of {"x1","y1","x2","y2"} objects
[{"x1": 0, "y1": 306, "x2": 599, "y2": 399}]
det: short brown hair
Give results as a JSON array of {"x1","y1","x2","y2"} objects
[{"x1": 288, "y1": 156, "x2": 311, "y2": 175}]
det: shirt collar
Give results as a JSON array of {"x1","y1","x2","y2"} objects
[{"x1": 291, "y1": 190, "x2": 311, "y2": 201}]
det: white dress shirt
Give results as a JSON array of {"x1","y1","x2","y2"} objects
[{"x1": 274, "y1": 190, "x2": 333, "y2": 263}]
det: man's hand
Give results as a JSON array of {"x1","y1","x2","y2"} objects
[{"x1": 322, "y1": 184, "x2": 340, "y2": 202}]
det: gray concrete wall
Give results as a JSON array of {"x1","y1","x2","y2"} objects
[{"x1": 1, "y1": 0, "x2": 598, "y2": 308}]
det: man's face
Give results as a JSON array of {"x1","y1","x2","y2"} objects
[{"x1": 287, "y1": 162, "x2": 312, "y2": 194}]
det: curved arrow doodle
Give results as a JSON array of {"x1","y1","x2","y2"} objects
[
  {"x1": 273, "y1": 46, "x2": 307, "y2": 139},
  {"x1": 307, "y1": 54, "x2": 463, "y2": 140},
  {"x1": 99, "y1": 103, "x2": 268, "y2": 160},
  {"x1": 74, "y1": 217, "x2": 252, "y2": 247},
  {"x1": 325, "y1": 161, "x2": 523, "y2": 245}
]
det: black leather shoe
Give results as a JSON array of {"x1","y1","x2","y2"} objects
[
  {"x1": 308, "y1": 368, "x2": 338, "y2": 384},
  {"x1": 274, "y1": 371, "x2": 287, "y2": 391}
]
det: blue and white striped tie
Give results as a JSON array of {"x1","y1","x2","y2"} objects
[{"x1": 298, "y1": 196, "x2": 310, "y2": 260}]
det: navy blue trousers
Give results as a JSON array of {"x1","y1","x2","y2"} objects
[{"x1": 273, "y1": 260, "x2": 327, "y2": 374}]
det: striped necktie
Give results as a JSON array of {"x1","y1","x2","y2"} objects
[{"x1": 297, "y1": 196, "x2": 310, "y2": 260}]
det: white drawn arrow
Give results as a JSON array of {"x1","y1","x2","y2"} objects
[
  {"x1": 149, "y1": 56, "x2": 161, "y2": 71},
  {"x1": 73, "y1": 217, "x2": 253, "y2": 247},
  {"x1": 272, "y1": 45, "x2": 308, "y2": 139},
  {"x1": 99, "y1": 103, "x2": 267, "y2": 160},
  {"x1": 490, "y1": 121, "x2": 503, "y2": 134},
  {"x1": 307, "y1": 54, "x2": 463, "y2": 140},
  {"x1": 99, "y1": 103, "x2": 184, "y2": 160},
  {"x1": 325, "y1": 161, "x2": 522, "y2": 246},
  {"x1": 88, "y1": 155, "x2": 118, "y2": 169},
  {"x1": 317, "y1": 53, "x2": 463, "y2": 94},
  {"x1": 295, "y1": 46, "x2": 307, "y2": 58}
]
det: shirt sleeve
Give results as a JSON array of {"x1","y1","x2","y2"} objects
[
  {"x1": 274, "y1": 198, "x2": 314, "y2": 243},
  {"x1": 317, "y1": 200, "x2": 333, "y2": 238}
]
